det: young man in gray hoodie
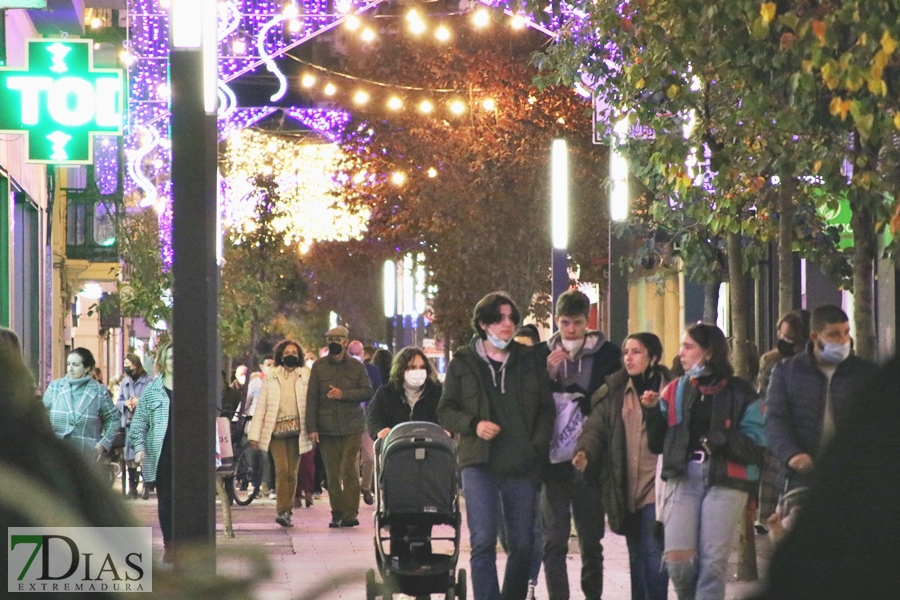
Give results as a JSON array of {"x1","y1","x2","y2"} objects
[{"x1": 537, "y1": 290, "x2": 621, "y2": 600}]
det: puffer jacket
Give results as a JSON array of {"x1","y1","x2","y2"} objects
[
  {"x1": 765, "y1": 347, "x2": 877, "y2": 483},
  {"x1": 438, "y1": 338, "x2": 555, "y2": 471},
  {"x1": 248, "y1": 365, "x2": 313, "y2": 453},
  {"x1": 645, "y1": 374, "x2": 766, "y2": 494},
  {"x1": 306, "y1": 354, "x2": 373, "y2": 436},
  {"x1": 575, "y1": 368, "x2": 670, "y2": 534}
]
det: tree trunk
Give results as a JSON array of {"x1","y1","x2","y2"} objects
[
  {"x1": 737, "y1": 498, "x2": 759, "y2": 581},
  {"x1": 850, "y1": 204, "x2": 876, "y2": 361},
  {"x1": 703, "y1": 280, "x2": 720, "y2": 324},
  {"x1": 727, "y1": 231, "x2": 751, "y2": 379},
  {"x1": 777, "y1": 182, "x2": 797, "y2": 318},
  {"x1": 216, "y1": 475, "x2": 235, "y2": 538}
]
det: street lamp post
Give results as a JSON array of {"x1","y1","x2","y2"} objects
[
  {"x1": 383, "y1": 259, "x2": 396, "y2": 352},
  {"x1": 170, "y1": 0, "x2": 219, "y2": 570},
  {"x1": 551, "y1": 139, "x2": 569, "y2": 325},
  {"x1": 608, "y1": 122, "x2": 630, "y2": 345}
]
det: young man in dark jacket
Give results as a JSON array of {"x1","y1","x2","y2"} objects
[
  {"x1": 438, "y1": 292, "x2": 555, "y2": 600},
  {"x1": 536, "y1": 290, "x2": 621, "y2": 600},
  {"x1": 765, "y1": 304, "x2": 878, "y2": 495}
]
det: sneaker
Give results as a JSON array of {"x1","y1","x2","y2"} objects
[
  {"x1": 525, "y1": 581, "x2": 536, "y2": 600},
  {"x1": 342, "y1": 517, "x2": 360, "y2": 527},
  {"x1": 362, "y1": 490, "x2": 374, "y2": 505},
  {"x1": 275, "y1": 513, "x2": 294, "y2": 527},
  {"x1": 328, "y1": 519, "x2": 343, "y2": 528},
  {"x1": 269, "y1": 490, "x2": 277, "y2": 500}
]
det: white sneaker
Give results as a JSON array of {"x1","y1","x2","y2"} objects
[
  {"x1": 268, "y1": 490, "x2": 276, "y2": 500},
  {"x1": 525, "y1": 581, "x2": 536, "y2": 600}
]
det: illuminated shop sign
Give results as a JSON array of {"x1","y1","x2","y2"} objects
[{"x1": 0, "y1": 39, "x2": 123, "y2": 164}]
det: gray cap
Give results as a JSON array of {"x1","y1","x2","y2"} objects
[{"x1": 325, "y1": 325, "x2": 349, "y2": 338}]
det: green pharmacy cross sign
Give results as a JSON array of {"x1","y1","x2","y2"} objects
[{"x1": 0, "y1": 39, "x2": 123, "y2": 164}]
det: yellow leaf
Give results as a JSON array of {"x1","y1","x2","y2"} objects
[
  {"x1": 894, "y1": 113, "x2": 900, "y2": 130},
  {"x1": 858, "y1": 32, "x2": 868, "y2": 46},
  {"x1": 882, "y1": 30, "x2": 897, "y2": 55},
  {"x1": 814, "y1": 160, "x2": 822, "y2": 174},
  {"x1": 829, "y1": 97, "x2": 842, "y2": 116},
  {"x1": 666, "y1": 84, "x2": 680, "y2": 99},
  {"x1": 801, "y1": 60, "x2": 813, "y2": 74},
  {"x1": 760, "y1": 2, "x2": 777, "y2": 26},
  {"x1": 867, "y1": 77, "x2": 887, "y2": 96},
  {"x1": 636, "y1": 78, "x2": 645, "y2": 90}
]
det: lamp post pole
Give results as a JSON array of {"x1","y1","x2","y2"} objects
[
  {"x1": 608, "y1": 127, "x2": 629, "y2": 345},
  {"x1": 383, "y1": 260, "x2": 396, "y2": 352},
  {"x1": 169, "y1": 0, "x2": 219, "y2": 570},
  {"x1": 551, "y1": 139, "x2": 569, "y2": 326}
]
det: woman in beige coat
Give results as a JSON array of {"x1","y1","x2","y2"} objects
[{"x1": 248, "y1": 339, "x2": 313, "y2": 528}]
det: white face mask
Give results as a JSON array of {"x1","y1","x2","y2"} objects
[
  {"x1": 486, "y1": 332, "x2": 511, "y2": 350},
  {"x1": 350, "y1": 354, "x2": 363, "y2": 362},
  {"x1": 561, "y1": 337, "x2": 584, "y2": 355},
  {"x1": 404, "y1": 369, "x2": 427, "y2": 388}
]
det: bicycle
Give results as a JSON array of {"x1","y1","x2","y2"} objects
[{"x1": 224, "y1": 416, "x2": 259, "y2": 506}]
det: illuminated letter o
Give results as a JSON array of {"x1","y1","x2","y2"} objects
[{"x1": 48, "y1": 77, "x2": 96, "y2": 126}]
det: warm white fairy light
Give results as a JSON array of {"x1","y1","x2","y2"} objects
[
  {"x1": 232, "y1": 39, "x2": 246, "y2": 54},
  {"x1": 387, "y1": 96, "x2": 403, "y2": 110},
  {"x1": 301, "y1": 74, "x2": 316, "y2": 88},
  {"x1": 346, "y1": 16, "x2": 360, "y2": 30},
  {"x1": 120, "y1": 50, "x2": 135, "y2": 66},
  {"x1": 410, "y1": 19, "x2": 426, "y2": 34},
  {"x1": 449, "y1": 100, "x2": 466, "y2": 115},
  {"x1": 473, "y1": 9, "x2": 490, "y2": 28},
  {"x1": 324, "y1": 83, "x2": 337, "y2": 96},
  {"x1": 483, "y1": 98, "x2": 496, "y2": 111},
  {"x1": 90, "y1": 16, "x2": 103, "y2": 29},
  {"x1": 406, "y1": 9, "x2": 419, "y2": 23},
  {"x1": 419, "y1": 100, "x2": 433, "y2": 114},
  {"x1": 336, "y1": 0, "x2": 351, "y2": 13},
  {"x1": 435, "y1": 26, "x2": 451, "y2": 41},
  {"x1": 283, "y1": 4, "x2": 299, "y2": 18},
  {"x1": 427, "y1": 167, "x2": 438, "y2": 178},
  {"x1": 511, "y1": 14, "x2": 525, "y2": 29},
  {"x1": 157, "y1": 83, "x2": 171, "y2": 99},
  {"x1": 361, "y1": 28, "x2": 376, "y2": 42},
  {"x1": 391, "y1": 172, "x2": 407, "y2": 186},
  {"x1": 354, "y1": 90, "x2": 370, "y2": 105},
  {"x1": 223, "y1": 130, "x2": 369, "y2": 247},
  {"x1": 289, "y1": 19, "x2": 302, "y2": 33}
]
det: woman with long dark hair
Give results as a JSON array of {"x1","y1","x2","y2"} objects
[
  {"x1": 118, "y1": 353, "x2": 153, "y2": 498},
  {"x1": 641, "y1": 323, "x2": 765, "y2": 600},
  {"x1": 366, "y1": 346, "x2": 442, "y2": 441},
  {"x1": 573, "y1": 332, "x2": 672, "y2": 600}
]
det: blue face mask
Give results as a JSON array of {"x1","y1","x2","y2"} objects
[
  {"x1": 486, "y1": 332, "x2": 511, "y2": 351},
  {"x1": 818, "y1": 340, "x2": 851, "y2": 364},
  {"x1": 684, "y1": 362, "x2": 705, "y2": 378}
]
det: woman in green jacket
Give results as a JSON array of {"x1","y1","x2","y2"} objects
[{"x1": 573, "y1": 332, "x2": 671, "y2": 600}]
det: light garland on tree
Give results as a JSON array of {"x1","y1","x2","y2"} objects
[{"x1": 222, "y1": 129, "x2": 369, "y2": 252}]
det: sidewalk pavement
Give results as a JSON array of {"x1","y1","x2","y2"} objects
[{"x1": 128, "y1": 492, "x2": 771, "y2": 600}]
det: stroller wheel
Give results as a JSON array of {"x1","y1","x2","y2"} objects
[
  {"x1": 444, "y1": 585, "x2": 454, "y2": 600},
  {"x1": 456, "y1": 569, "x2": 467, "y2": 600},
  {"x1": 366, "y1": 569, "x2": 376, "y2": 600}
]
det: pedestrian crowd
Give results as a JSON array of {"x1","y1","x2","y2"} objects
[{"x1": 1, "y1": 286, "x2": 897, "y2": 600}]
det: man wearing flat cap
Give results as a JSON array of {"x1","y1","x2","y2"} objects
[{"x1": 306, "y1": 325, "x2": 374, "y2": 527}]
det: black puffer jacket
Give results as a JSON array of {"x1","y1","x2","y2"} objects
[
  {"x1": 438, "y1": 339, "x2": 555, "y2": 472},
  {"x1": 367, "y1": 379, "x2": 442, "y2": 440}
]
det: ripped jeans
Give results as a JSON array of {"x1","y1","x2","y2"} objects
[{"x1": 662, "y1": 460, "x2": 748, "y2": 600}]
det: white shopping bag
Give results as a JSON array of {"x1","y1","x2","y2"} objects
[
  {"x1": 549, "y1": 392, "x2": 587, "y2": 464},
  {"x1": 216, "y1": 416, "x2": 234, "y2": 473}
]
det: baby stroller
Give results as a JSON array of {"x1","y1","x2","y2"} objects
[{"x1": 366, "y1": 422, "x2": 466, "y2": 600}]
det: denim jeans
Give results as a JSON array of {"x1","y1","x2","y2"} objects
[
  {"x1": 622, "y1": 503, "x2": 668, "y2": 600},
  {"x1": 462, "y1": 466, "x2": 538, "y2": 600},
  {"x1": 497, "y1": 494, "x2": 543, "y2": 583},
  {"x1": 540, "y1": 475, "x2": 604, "y2": 600},
  {"x1": 662, "y1": 461, "x2": 748, "y2": 600}
]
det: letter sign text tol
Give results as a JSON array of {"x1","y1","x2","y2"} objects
[{"x1": 0, "y1": 40, "x2": 123, "y2": 164}]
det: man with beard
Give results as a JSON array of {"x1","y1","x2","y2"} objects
[{"x1": 307, "y1": 326, "x2": 374, "y2": 528}]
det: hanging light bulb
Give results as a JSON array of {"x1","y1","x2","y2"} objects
[
  {"x1": 419, "y1": 100, "x2": 433, "y2": 114},
  {"x1": 289, "y1": 19, "x2": 302, "y2": 33},
  {"x1": 406, "y1": 9, "x2": 419, "y2": 23},
  {"x1": 324, "y1": 83, "x2": 337, "y2": 96},
  {"x1": 283, "y1": 3, "x2": 299, "y2": 18},
  {"x1": 391, "y1": 172, "x2": 407, "y2": 186},
  {"x1": 361, "y1": 28, "x2": 376, "y2": 42},
  {"x1": 346, "y1": 16, "x2": 360, "y2": 30},
  {"x1": 427, "y1": 167, "x2": 438, "y2": 178},
  {"x1": 449, "y1": 100, "x2": 466, "y2": 115},
  {"x1": 483, "y1": 98, "x2": 496, "y2": 111},
  {"x1": 511, "y1": 14, "x2": 525, "y2": 29},
  {"x1": 410, "y1": 19, "x2": 426, "y2": 34},
  {"x1": 119, "y1": 50, "x2": 135, "y2": 66},
  {"x1": 435, "y1": 26, "x2": 451, "y2": 41},
  {"x1": 473, "y1": 9, "x2": 490, "y2": 28},
  {"x1": 157, "y1": 83, "x2": 171, "y2": 99},
  {"x1": 387, "y1": 97, "x2": 403, "y2": 110},
  {"x1": 301, "y1": 74, "x2": 316, "y2": 88},
  {"x1": 90, "y1": 16, "x2": 103, "y2": 29},
  {"x1": 232, "y1": 38, "x2": 246, "y2": 54},
  {"x1": 336, "y1": 0, "x2": 351, "y2": 13},
  {"x1": 354, "y1": 90, "x2": 370, "y2": 105}
]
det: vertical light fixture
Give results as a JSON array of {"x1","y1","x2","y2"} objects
[
  {"x1": 551, "y1": 139, "x2": 569, "y2": 321},
  {"x1": 171, "y1": 0, "x2": 218, "y2": 114},
  {"x1": 383, "y1": 259, "x2": 396, "y2": 352},
  {"x1": 608, "y1": 117, "x2": 630, "y2": 345},
  {"x1": 610, "y1": 117, "x2": 630, "y2": 221}
]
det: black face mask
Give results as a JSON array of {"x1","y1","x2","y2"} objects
[
  {"x1": 776, "y1": 339, "x2": 796, "y2": 357},
  {"x1": 327, "y1": 342, "x2": 344, "y2": 356},
  {"x1": 282, "y1": 355, "x2": 301, "y2": 368},
  {"x1": 123, "y1": 367, "x2": 134, "y2": 377}
]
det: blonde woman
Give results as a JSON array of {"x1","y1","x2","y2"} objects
[{"x1": 248, "y1": 339, "x2": 313, "y2": 528}]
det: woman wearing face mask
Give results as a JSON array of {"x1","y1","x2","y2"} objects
[
  {"x1": 117, "y1": 354, "x2": 153, "y2": 499},
  {"x1": 366, "y1": 347, "x2": 443, "y2": 441},
  {"x1": 248, "y1": 339, "x2": 313, "y2": 527},
  {"x1": 757, "y1": 310, "x2": 810, "y2": 395},
  {"x1": 573, "y1": 333, "x2": 672, "y2": 600},
  {"x1": 42, "y1": 347, "x2": 118, "y2": 463},
  {"x1": 641, "y1": 323, "x2": 766, "y2": 600}
]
